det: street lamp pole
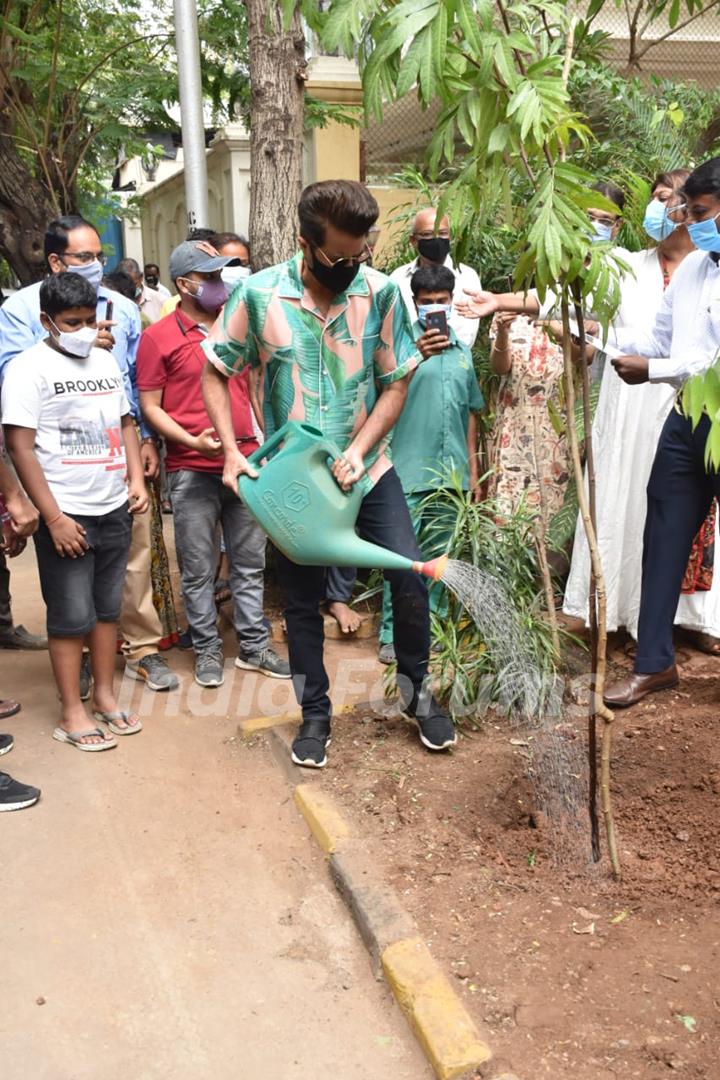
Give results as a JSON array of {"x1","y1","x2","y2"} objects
[{"x1": 173, "y1": 0, "x2": 209, "y2": 230}]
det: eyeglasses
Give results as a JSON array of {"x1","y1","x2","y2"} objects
[
  {"x1": 62, "y1": 250, "x2": 107, "y2": 266},
  {"x1": 666, "y1": 202, "x2": 688, "y2": 220},
  {"x1": 587, "y1": 212, "x2": 619, "y2": 227},
  {"x1": 414, "y1": 230, "x2": 451, "y2": 240},
  {"x1": 314, "y1": 243, "x2": 372, "y2": 269}
]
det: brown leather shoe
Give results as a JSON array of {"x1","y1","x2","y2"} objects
[{"x1": 603, "y1": 664, "x2": 678, "y2": 708}]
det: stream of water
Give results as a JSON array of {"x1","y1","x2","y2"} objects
[{"x1": 440, "y1": 559, "x2": 588, "y2": 857}]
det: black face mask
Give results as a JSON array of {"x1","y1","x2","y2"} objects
[
  {"x1": 417, "y1": 236, "x2": 450, "y2": 264},
  {"x1": 308, "y1": 249, "x2": 360, "y2": 295},
  {"x1": 145, "y1": 275, "x2": 159, "y2": 288}
]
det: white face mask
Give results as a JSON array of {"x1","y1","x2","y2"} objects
[
  {"x1": 48, "y1": 318, "x2": 97, "y2": 358},
  {"x1": 221, "y1": 264, "x2": 252, "y2": 290}
]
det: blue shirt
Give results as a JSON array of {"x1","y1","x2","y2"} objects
[{"x1": 0, "y1": 279, "x2": 149, "y2": 436}]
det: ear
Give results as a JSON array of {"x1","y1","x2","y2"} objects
[
  {"x1": 39, "y1": 312, "x2": 53, "y2": 333},
  {"x1": 46, "y1": 253, "x2": 63, "y2": 274}
]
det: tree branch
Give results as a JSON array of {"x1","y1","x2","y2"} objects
[{"x1": 635, "y1": 0, "x2": 720, "y2": 59}]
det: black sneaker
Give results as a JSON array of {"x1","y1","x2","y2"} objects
[
  {"x1": 402, "y1": 691, "x2": 457, "y2": 751},
  {"x1": 291, "y1": 720, "x2": 332, "y2": 769},
  {"x1": 0, "y1": 772, "x2": 40, "y2": 811},
  {"x1": 0, "y1": 733, "x2": 14, "y2": 756},
  {"x1": 236, "y1": 646, "x2": 291, "y2": 679},
  {"x1": 80, "y1": 652, "x2": 93, "y2": 702},
  {"x1": 178, "y1": 627, "x2": 193, "y2": 650}
]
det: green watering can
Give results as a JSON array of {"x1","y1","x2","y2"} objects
[{"x1": 237, "y1": 421, "x2": 447, "y2": 580}]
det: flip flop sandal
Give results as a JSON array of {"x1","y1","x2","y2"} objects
[
  {"x1": 0, "y1": 698, "x2": 21, "y2": 720},
  {"x1": 93, "y1": 710, "x2": 143, "y2": 736},
  {"x1": 53, "y1": 726, "x2": 117, "y2": 751}
]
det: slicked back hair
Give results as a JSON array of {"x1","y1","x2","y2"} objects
[{"x1": 298, "y1": 180, "x2": 379, "y2": 247}]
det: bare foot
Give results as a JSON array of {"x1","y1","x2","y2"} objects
[
  {"x1": 60, "y1": 703, "x2": 109, "y2": 746},
  {"x1": 327, "y1": 601, "x2": 361, "y2": 634}
]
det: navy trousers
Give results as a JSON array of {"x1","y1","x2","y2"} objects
[
  {"x1": 636, "y1": 408, "x2": 720, "y2": 673},
  {"x1": 275, "y1": 467, "x2": 430, "y2": 723}
]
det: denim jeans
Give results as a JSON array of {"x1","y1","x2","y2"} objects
[
  {"x1": 274, "y1": 467, "x2": 430, "y2": 724},
  {"x1": 33, "y1": 501, "x2": 133, "y2": 636},
  {"x1": 379, "y1": 488, "x2": 455, "y2": 645},
  {"x1": 168, "y1": 469, "x2": 268, "y2": 654}
]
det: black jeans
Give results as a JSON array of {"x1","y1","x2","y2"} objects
[
  {"x1": 636, "y1": 409, "x2": 720, "y2": 672},
  {"x1": 275, "y1": 468, "x2": 430, "y2": 723}
]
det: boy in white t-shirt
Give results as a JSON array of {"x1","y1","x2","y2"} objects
[{"x1": 3, "y1": 272, "x2": 149, "y2": 751}]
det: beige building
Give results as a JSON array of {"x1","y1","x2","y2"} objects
[{"x1": 120, "y1": 55, "x2": 415, "y2": 278}]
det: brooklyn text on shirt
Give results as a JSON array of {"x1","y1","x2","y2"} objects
[{"x1": 52, "y1": 375, "x2": 124, "y2": 396}]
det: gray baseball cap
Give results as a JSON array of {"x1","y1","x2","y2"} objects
[{"x1": 169, "y1": 240, "x2": 232, "y2": 281}]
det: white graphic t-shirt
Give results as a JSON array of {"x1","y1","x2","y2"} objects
[{"x1": 2, "y1": 340, "x2": 132, "y2": 515}]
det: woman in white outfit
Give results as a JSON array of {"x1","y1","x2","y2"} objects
[{"x1": 563, "y1": 169, "x2": 720, "y2": 649}]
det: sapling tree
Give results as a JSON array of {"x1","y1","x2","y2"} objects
[{"x1": 311, "y1": 0, "x2": 625, "y2": 876}]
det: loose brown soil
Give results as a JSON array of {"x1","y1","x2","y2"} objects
[{"x1": 309, "y1": 642, "x2": 720, "y2": 1079}]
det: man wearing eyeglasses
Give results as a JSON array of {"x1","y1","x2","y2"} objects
[
  {"x1": 202, "y1": 179, "x2": 458, "y2": 769},
  {"x1": 599, "y1": 156, "x2": 720, "y2": 707},
  {"x1": 0, "y1": 215, "x2": 179, "y2": 694},
  {"x1": 389, "y1": 207, "x2": 482, "y2": 349}
]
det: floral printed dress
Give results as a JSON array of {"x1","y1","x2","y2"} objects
[{"x1": 489, "y1": 314, "x2": 569, "y2": 521}]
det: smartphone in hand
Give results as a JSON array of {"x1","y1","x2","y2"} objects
[
  {"x1": 104, "y1": 298, "x2": 114, "y2": 323},
  {"x1": 425, "y1": 308, "x2": 448, "y2": 337}
]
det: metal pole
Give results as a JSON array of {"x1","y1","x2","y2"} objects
[{"x1": 173, "y1": 0, "x2": 209, "y2": 231}]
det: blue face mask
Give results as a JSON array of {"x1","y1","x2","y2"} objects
[
  {"x1": 590, "y1": 219, "x2": 614, "y2": 244},
  {"x1": 687, "y1": 210, "x2": 720, "y2": 253},
  {"x1": 643, "y1": 199, "x2": 677, "y2": 242},
  {"x1": 417, "y1": 303, "x2": 452, "y2": 328}
]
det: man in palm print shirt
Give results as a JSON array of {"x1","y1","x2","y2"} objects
[{"x1": 202, "y1": 180, "x2": 457, "y2": 768}]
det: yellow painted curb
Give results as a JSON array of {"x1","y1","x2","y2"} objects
[
  {"x1": 240, "y1": 701, "x2": 362, "y2": 738},
  {"x1": 382, "y1": 937, "x2": 492, "y2": 1080},
  {"x1": 240, "y1": 711, "x2": 299, "y2": 736},
  {"x1": 294, "y1": 785, "x2": 350, "y2": 855}
]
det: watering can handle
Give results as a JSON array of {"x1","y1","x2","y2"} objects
[
  {"x1": 243, "y1": 426, "x2": 290, "y2": 469},
  {"x1": 322, "y1": 452, "x2": 373, "y2": 499}
]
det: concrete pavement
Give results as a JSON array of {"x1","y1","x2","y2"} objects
[{"x1": 0, "y1": 543, "x2": 431, "y2": 1080}]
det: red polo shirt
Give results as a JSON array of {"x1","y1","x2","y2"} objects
[{"x1": 137, "y1": 306, "x2": 259, "y2": 473}]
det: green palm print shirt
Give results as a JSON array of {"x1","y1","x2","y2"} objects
[{"x1": 203, "y1": 253, "x2": 421, "y2": 483}]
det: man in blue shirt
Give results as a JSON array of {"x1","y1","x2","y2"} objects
[
  {"x1": 0, "y1": 216, "x2": 178, "y2": 693},
  {"x1": 378, "y1": 265, "x2": 483, "y2": 663}
]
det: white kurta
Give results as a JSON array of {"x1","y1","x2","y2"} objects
[{"x1": 563, "y1": 247, "x2": 720, "y2": 638}]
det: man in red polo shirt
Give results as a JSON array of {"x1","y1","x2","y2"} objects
[{"x1": 137, "y1": 241, "x2": 289, "y2": 688}]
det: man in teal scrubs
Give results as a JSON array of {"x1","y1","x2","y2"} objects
[{"x1": 379, "y1": 265, "x2": 484, "y2": 663}]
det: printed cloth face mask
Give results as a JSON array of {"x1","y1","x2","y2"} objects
[{"x1": 65, "y1": 260, "x2": 103, "y2": 289}]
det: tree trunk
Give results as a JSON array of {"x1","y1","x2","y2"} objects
[
  {"x1": 246, "y1": 0, "x2": 307, "y2": 270},
  {"x1": 0, "y1": 132, "x2": 58, "y2": 284}
]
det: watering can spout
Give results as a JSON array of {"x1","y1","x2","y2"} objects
[{"x1": 412, "y1": 554, "x2": 449, "y2": 581}]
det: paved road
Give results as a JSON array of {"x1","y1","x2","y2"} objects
[{"x1": 1, "y1": 545, "x2": 431, "y2": 1080}]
